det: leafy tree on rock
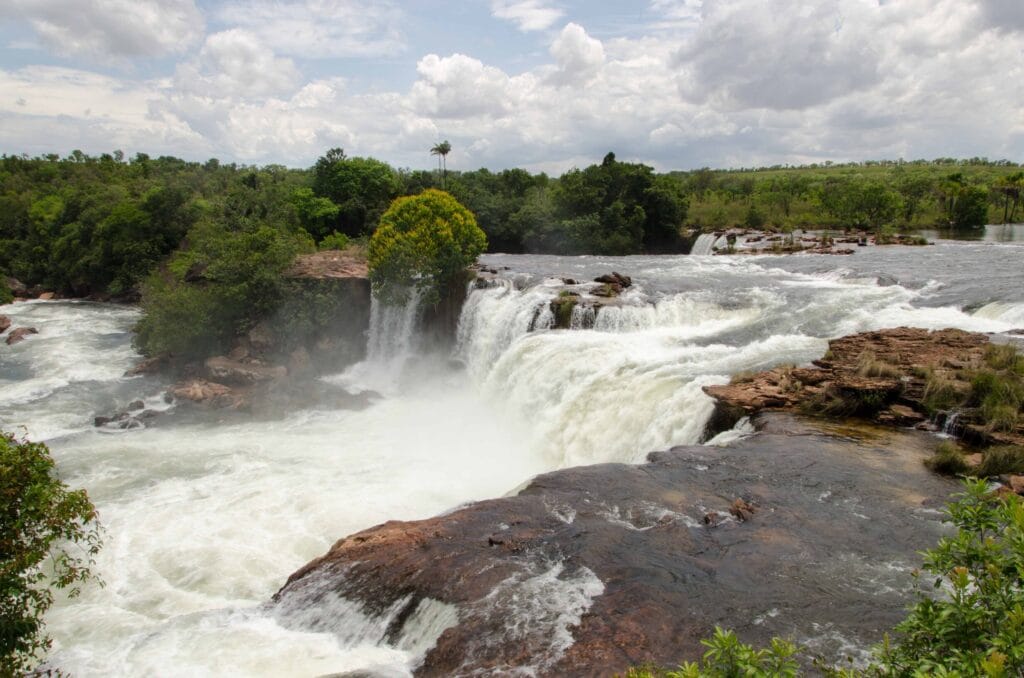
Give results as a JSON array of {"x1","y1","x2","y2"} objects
[
  {"x1": 311, "y1": 150, "x2": 400, "y2": 237},
  {"x1": 368, "y1": 189, "x2": 486, "y2": 305}
]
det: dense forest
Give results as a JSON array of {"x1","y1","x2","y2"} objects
[{"x1": 1, "y1": 150, "x2": 1021, "y2": 355}]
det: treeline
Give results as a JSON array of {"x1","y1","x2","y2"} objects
[
  {"x1": 677, "y1": 161, "x2": 1023, "y2": 233},
  {"x1": 2, "y1": 150, "x2": 1022, "y2": 306}
]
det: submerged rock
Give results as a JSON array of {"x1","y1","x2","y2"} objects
[
  {"x1": 274, "y1": 413, "x2": 954, "y2": 676},
  {"x1": 5, "y1": 326, "x2": 38, "y2": 345}
]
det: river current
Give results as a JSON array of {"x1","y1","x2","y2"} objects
[{"x1": 1, "y1": 235, "x2": 1023, "y2": 676}]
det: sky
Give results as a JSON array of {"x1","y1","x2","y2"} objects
[{"x1": 0, "y1": 0, "x2": 1022, "y2": 173}]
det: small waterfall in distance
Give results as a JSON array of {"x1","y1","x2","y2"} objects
[{"x1": 690, "y1": 232, "x2": 718, "y2": 255}]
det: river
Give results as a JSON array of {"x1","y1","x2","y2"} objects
[{"x1": 1, "y1": 234, "x2": 1023, "y2": 676}]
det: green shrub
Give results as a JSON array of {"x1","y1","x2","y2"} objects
[
  {"x1": 925, "y1": 440, "x2": 970, "y2": 476},
  {"x1": 975, "y1": 446, "x2": 1024, "y2": 477},
  {"x1": 317, "y1": 231, "x2": 350, "y2": 251},
  {"x1": 922, "y1": 371, "x2": 963, "y2": 413},
  {"x1": 1, "y1": 431, "x2": 102, "y2": 673},
  {"x1": 368, "y1": 189, "x2": 486, "y2": 305},
  {"x1": 620, "y1": 628, "x2": 799, "y2": 678},
  {"x1": 0, "y1": 277, "x2": 12, "y2": 305},
  {"x1": 856, "y1": 352, "x2": 902, "y2": 379},
  {"x1": 873, "y1": 479, "x2": 1024, "y2": 674},
  {"x1": 985, "y1": 344, "x2": 1024, "y2": 374},
  {"x1": 135, "y1": 222, "x2": 314, "y2": 359}
]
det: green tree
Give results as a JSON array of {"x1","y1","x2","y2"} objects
[
  {"x1": 311, "y1": 152, "x2": 399, "y2": 237},
  {"x1": 1, "y1": 432, "x2": 102, "y2": 674},
  {"x1": 950, "y1": 184, "x2": 990, "y2": 229},
  {"x1": 430, "y1": 141, "x2": 452, "y2": 190},
  {"x1": 368, "y1": 189, "x2": 486, "y2": 304}
]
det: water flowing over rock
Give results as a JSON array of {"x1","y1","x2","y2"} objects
[
  {"x1": 0, "y1": 315, "x2": 10, "y2": 334},
  {"x1": 275, "y1": 413, "x2": 955, "y2": 676}
]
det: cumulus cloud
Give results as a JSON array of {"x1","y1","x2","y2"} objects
[
  {"x1": 2, "y1": 0, "x2": 203, "y2": 61},
  {"x1": 976, "y1": 0, "x2": 1024, "y2": 32},
  {"x1": 214, "y1": 0, "x2": 405, "y2": 58},
  {"x1": 549, "y1": 23, "x2": 605, "y2": 84},
  {"x1": 674, "y1": 0, "x2": 882, "y2": 110},
  {"x1": 175, "y1": 30, "x2": 301, "y2": 99},
  {"x1": 491, "y1": 0, "x2": 564, "y2": 31},
  {"x1": 2, "y1": 0, "x2": 1024, "y2": 171}
]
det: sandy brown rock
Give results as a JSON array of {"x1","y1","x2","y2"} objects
[
  {"x1": 169, "y1": 379, "x2": 247, "y2": 409},
  {"x1": 286, "y1": 249, "x2": 369, "y2": 279},
  {"x1": 0, "y1": 315, "x2": 9, "y2": 334}
]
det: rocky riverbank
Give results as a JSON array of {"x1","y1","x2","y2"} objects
[
  {"x1": 703, "y1": 327, "x2": 1024, "y2": 453},
  {"x1": 272, "y1": 413, "x2": 955, "y2": 676}
]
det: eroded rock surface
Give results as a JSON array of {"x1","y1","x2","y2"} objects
[
  {"x1": 5, "y1": 326, "x2": 38, "y2": 345},
  {"x1": 274, "y1": 414, "x2": 955, "y2": 676}
]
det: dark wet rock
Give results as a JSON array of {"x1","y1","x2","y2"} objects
[
  {"x1": 561, "y1": 278, "x2": 578, "y2": 285},
  {"x1": 125, "y1": 355, "x2": 168, "y2": 377},
  {"x1": 591, "y1": 282, "x2": 622, "y2": 298},
  {"x1": 127, "y1": 399, "x2": 145, "y2": 411},
  {"x1": 93, "y1": 416, "x2": 113, "y2": 427},
  {"x1": 5, "y1": 326, "x2": 38, "y2": 345},
  {"x1": 0, "y1": 315, "x2": 9, "y2": 334},
  {"x1": 274, "y1": 413, "x2": 955, "y2": 676},
  {"x1": 594, "y1": 272, "x2": 632, "y2": 288}
]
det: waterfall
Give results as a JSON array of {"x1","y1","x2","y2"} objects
[
  {"x1": 332, "y1": 288, "x2": 424, "y2": 392},
  {"x1": 690, "y1": 232, "x2": 718, "y2": 255}
]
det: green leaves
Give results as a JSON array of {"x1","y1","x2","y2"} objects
[
  {"x1": 368, "y1": 189, "x2": 486, "y2": 306},
  {"x1": 0, "y1": 432, "x2": 101, "y2": 674}
]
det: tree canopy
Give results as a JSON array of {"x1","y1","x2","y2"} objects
[
  {"x1": 368, "y1": 189, "x2": 486, "y2": 305},
  {"x1": 1, "y1": 432, "x2": 101, "y2": 674}
]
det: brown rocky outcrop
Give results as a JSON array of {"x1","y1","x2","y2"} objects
[
  {"x1": 204, "y1": 356, "x2": 288, "y2": 384},
  {"x1": 286, "y1": 249, "x2": 369, "y2": 279},
  {"x1": 169, "y1": 379, "x2": 247, "y2": 409},
  {"x1": 273, "y1": 414, "x2": 955, "y2": 676},
  {"x1": 0, "y1": 315, "x2": 10, "y2": 334},
  {"x1": 5, "y1": 327, "x2": 38, "y2": 345}
]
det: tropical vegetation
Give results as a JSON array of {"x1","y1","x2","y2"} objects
[{"x1": 1, "y1": 432, "x2": 102, "y2": 674}]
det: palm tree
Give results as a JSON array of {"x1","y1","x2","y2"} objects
[{"x1": 430, "y1": 140, "x2": 452, "y2": 189}]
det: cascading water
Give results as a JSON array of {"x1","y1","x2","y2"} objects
[
  {"x1": 3, "y1": 242, "x2": 1023, "y2": 676},
  {"x1": 689, "y1": 232, "x2": 718, "y2": 255}
]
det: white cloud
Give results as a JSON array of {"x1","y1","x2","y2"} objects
[
  {"x1": 491, "y1": 0, "x2": 564, "y2": 32},
  {"x1": 214, "y1": 0, "x2": 405, "y2": 58},
  {"x1": 3, "y1": 0, "x2": 203, "y2": 61},
  {"x1": 2, "y1": 0, "x2": 1024, "y2": 171},
  {"x1": 549, "y1": 23, "x2": 605, "y2": 84},
  {"x1": 175, "y1": 30, "x2": 301, "y2": 99}
]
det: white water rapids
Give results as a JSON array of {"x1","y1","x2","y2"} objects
[{"x1": 1, "y1": 245, "x2": 1022, "y2": 676}]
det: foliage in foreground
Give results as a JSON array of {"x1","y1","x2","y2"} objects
[
  {"x1": 0, "y1": 432, "x2": 101, "y2": 674},
  {"x1": 625, "y1": 479, "x2": 1024, "y2": 677},
  {"x1": 368, "y1": 189, "x2": 487, "y2": 305}
]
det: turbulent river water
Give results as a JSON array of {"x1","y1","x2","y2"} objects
[{"x1": 2, "y1": 233, "x2": 1024, "y2": 676}]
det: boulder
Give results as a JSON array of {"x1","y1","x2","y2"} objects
[
  {"x1": 247, "y1": 322, "x2": 275, "y2": 353},
  {"x1": 168, "y1": 379, "x2": 244, "y2": 409},
  {"x1": 0, "y1": 315, "x2": 9, "y2": 334},
  {"x1": 124, "y1": 355, "x2": 167, "y2": 376},
  {"x1": 205, "y1": 356, "x2": 287, "y2": 384},
  {"x1": 38, "y1": 292, "x2": 56, "y2": 300},
  {"x1": 5, "y1": 327, "x2": 38, "y2": 345},
  {"x1": 5, "y1": 277, "x2": 27, "y2": 297},
  {"x1": 594, "y1": 272, "x2": 632, "y2": 288}
]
